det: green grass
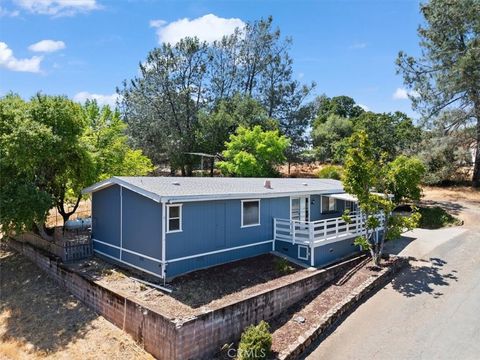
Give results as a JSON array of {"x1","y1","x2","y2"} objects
[{"x1": 418, "y1": 206, "x2": 463, "y2": 229}]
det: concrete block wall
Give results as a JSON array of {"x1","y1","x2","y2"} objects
[
  {"x1": 175, "y1": 255, "x2": 365, "y2": 359},
  {"x1": 7, "y1": 240, "x2": 177, "y2": 360},
  {"x1": 8, "y1": 239, "x2": 364, "y2": 360}
]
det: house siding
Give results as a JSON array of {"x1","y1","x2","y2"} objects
[
  {"x1": 91, "y1": 184, "x2": 357, "y2": 279},
  {"x1": 314, "y1": 238, "x2": 361, "y2": 266},
  {"x1": 165, "y1": 197, "x2": 289, "y2": 277},
  {"x1": 121, "y1": 187, "x2": 162, "y2": 264},
  {"x1": 92, "y1": 185, "x2": 163, "y2": 277},
  {"x1": 92, "y1": 184, "x2": 121, "y2": 247},
  {"x1": 275, "y1": 236, "x2": 361, "y2": 267}
]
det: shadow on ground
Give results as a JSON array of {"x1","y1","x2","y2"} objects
[
  {"x1": 0, "y1": 249, "x2": 98, "y2": 354},
  {"x1": 421, "y1": 199, "x2": 465, "y2": 216},
  {"x1": 391, "y1": 257, "x2": 458, "y2": 298},
  {"x1": 383, "y1": 235, "x2": 417, "y2": 256}
]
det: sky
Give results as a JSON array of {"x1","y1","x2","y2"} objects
[{"x1": 0, "y1": 0, "x2": 423, "y2": 118}]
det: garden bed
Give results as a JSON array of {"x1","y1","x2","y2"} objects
[{"x1": 66, "y1": 253, "x2": 318, "y2": 321}]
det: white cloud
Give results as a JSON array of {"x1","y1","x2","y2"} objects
[
  {"x1": 358, "y1": 104, "x2": 370, "y2": 111},
  {"x1": 14, "y1": 0, "x2": 99, "y2": 16},
  {"x1": 0, "y1": 6, "x2": 20, "y2": 17},
  {"x1": 150, "y1": 13, "x2": 244, "y2": 44},
  {"x1": 73, "y1": 91, "x2": 120, "y2": 108},
  {"x1": 297, "y1": 72, "x2": 304, "y2": 80},
  {"x1": 0, "y1": 42, "x2": 42, "y2": 73},
  {"x1": 350, "y1": 42, "x2": 367, "y2": 49},
  {"x1": 29, "y1": 39, "x2": 66, "y2": 53},
  {"x1": 393, "y1": 87, "x2": 419, "y2": 100}
]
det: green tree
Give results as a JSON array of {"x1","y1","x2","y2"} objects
[
  {"x1": 396, "y1": 0, "x2": 480, "y2": 187},
  {"x1": 119, "y1": 37, "x2": 210, "y2": 175},
  {"x1": 121, "y1": 16, "x2": 313, "y2": 175},
  {"x1": 353, "y1": 111, "x2": 422, "y2": 161},
  {"x1": 342, "y1": 131, "x2": 423, "y2": 266},
  {"x1": 312, "y1": 114, "x2": 353, "y2": 162},
  {"x1": 217, "y1": 125, "x2": 289, "y2": 177},
  {"x1": 83, "y1": 100, "x2": 154, "y2": 180},
  {"x1": 313, "y1": 95, "x2": 364, "y2": 125},
  {"x1": 197, "y1": 95, "x2": 277, "y2": 156},
  {"x1": 0, "y1": 95, "x2": 154, "y2": 237},
  {"x1": 0, "y1": 94, "x2": 96, "y2": 236}
]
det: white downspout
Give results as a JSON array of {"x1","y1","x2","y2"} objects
[{"x1": 161, "y1": 199, "x2": 166, "y2": 284}]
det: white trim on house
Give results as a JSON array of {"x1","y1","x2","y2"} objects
[
  {"x1": 120, "y1": 186, "x2": 123, "y2": 260},
  {"x1": 298, "y1": 245, "x2": 309, "y2": 260},
  {"x1": 161, "y1": 200, "x2": 166, "y2": 279},
  {"x1": 92, "y1": 238, "x2": 163, "y2": 264},
  {"x1": 82, "y1": 177, "x2": 162, "y2": 202},
  {"x1": 240, "y1": 199, "x2": 261, "y2": 228},
  {"x1": 289, "y1": 195, "x2": 310, "y2": 222},
  {"x1": 166, "y1": 203, "x2": 183, "y2": 233},
  {"x1": 167, "y1": 239, "x2": 274, "y2": 263},
  {"x1": 94, "y1": 248, "x2": 163, "y2": 279}
]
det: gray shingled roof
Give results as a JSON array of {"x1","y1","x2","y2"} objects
[{"x1": 83, "y1": 176, "x2": 344, "y2": 202}]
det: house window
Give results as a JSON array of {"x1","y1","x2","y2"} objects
[
  {"x1": 241, "y1": 200, "x2": 260, "y2": 227},
  {"x1": 345, "y1": 201, "x2": 357, "y2": 212},
  {"x1": 167, "y1": 204, "x2": 182, "y2": 233},
  {"x1": 321, "y1": 196, "x2": 337, "y2": 213}
]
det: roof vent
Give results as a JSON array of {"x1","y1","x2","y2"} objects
[
  {"x1": 171, "y1": 181, "x2": 180, "y2": 186},
  {"x1": 264, "y1": 180, "x2": 272, "y2": 189},
  {"x1": 302, "y1": 182, "x2": 308, "y2": 186}
]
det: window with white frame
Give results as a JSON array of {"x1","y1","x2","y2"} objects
[
  {"x1": 167, "y1": 204, "x2": 182, "y2": 233},
  {"x1": 321, "y1": 196, "x2": 337, "y2": 213},
  {"x1": 241, "y1": 200, "x2": 260, "y2": 227}
]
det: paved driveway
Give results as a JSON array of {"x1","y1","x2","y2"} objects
[{"x1": 304, "y1": 199, "x2": 480, "y2": 360}]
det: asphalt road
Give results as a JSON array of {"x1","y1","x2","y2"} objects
[{"x1": 304, "y1": 200, "x2": 480, "y2": 360}]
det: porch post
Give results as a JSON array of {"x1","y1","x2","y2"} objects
[
  {"x1": 273, "y1": 218, "x2": 277, "y2": 251},
  {"x1": 309, "y1": 222, "x2": 315, "y2": 267}
]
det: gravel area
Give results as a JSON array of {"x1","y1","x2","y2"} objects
[{"x1": 66, "y1": 253, "x2": 320, "y2": 321}]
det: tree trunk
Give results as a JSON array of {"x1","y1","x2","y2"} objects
[
  {"x1": 288, "y1": 162, "x2": 291, "y2": 175},
  {"x1": 210, "y1": 158, "x2": 214, "y2": 177},
  {"x1": 36, "y1": 222, "x2": 53, "y2": 241},
  {"x1": 472, "y1": 117, "x2": 480, "y2": 187},
  {"x1": 57, "y1": 195, "x2": 81, "y2": 226}
]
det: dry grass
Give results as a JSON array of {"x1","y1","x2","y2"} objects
[{"x1": 0, "y1": 247, "x2": 153, "y2": 360}]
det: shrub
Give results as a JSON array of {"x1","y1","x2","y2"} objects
[
  {"x1": 317, "y1": 165, "x2": 343, "y2": 180},
  {"x1": 274, "y1": 257, "x2": 295, "y2": 275},
  {"x1": 419, "y1": 206, "x2": 462, "y2": 229},
  {"x1": 237, "y1": 321, "x2": 272, "y2": 360}
]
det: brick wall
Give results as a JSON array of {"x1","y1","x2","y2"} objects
[{"x1": 8, "y1": 239, "x2": 364, "y2": 360}]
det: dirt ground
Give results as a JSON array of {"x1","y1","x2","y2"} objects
[
  {"x1": 67, "y1": 254, "x2": 317, "y2": 322},
  {"x1": 421, "y1": 186, "x2": 480, "y2": 226},
  {"x1": 0, "y1": 246, "x2": 154, "y2": 360},
  {"x1": 269, "y1": 257, "x2": 393, "y2": 356}
]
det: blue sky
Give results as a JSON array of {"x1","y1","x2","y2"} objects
[{"x1": 0, "y1": 0, "x2": 422, "y2": 117}]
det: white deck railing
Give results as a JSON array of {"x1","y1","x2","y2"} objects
[{"x1": 274, "y1": 212, "x2": 385, "y2": 248}]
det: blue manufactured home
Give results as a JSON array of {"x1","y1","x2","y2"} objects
[{"x1": 83, "y1": 177, "x2": 383, "y2": 279}]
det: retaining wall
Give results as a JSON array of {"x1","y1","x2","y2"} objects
[{"x1": 7, "y1": 239, "x2": 365, "y2": 359}]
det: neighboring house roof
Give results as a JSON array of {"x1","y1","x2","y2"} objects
[{"x1": 82, "y1": 176, "x2": 345, "y2": 203}]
